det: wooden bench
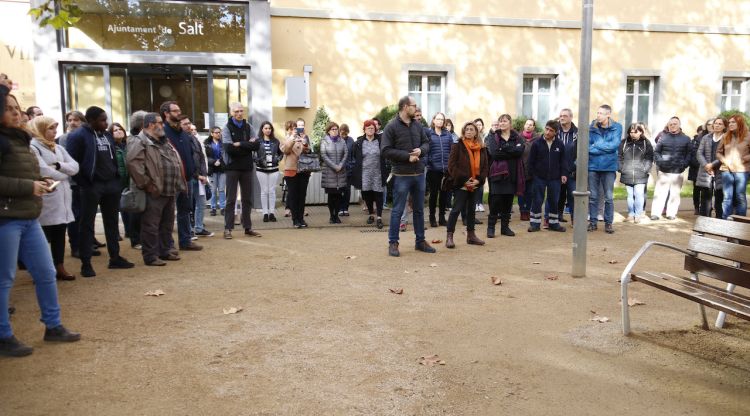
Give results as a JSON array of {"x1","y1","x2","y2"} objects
[
  {"x1": 715, "y1": 215, "x2": 750, "y2": 328},
  {"x1": 620, "y1": 216, "x2": 750, "y2": 335}
]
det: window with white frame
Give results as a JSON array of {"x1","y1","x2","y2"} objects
[
  {"x1": 721, "y1": 78, "x2": 747, "y2": 112},
  {"x1": 521, "y1": 75, "x2": 556, "y2": 122},
  {"x1": 625, "y1": 77, "x2": 656, "y2": 126},
  {"x1": 408, "y1": 72, "x2": 446, "y2": 120}
]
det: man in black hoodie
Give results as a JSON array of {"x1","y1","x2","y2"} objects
[
  {"x1": 221, "y1": 102, "x2": 260, "y2": 239},
  {"x1": 650, "y1": 116, "x2": 692, "y2": 220},
  {"x1": 66, "y1": 106, "x2": 134, "y2": 277}
]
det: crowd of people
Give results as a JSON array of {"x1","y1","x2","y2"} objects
[{"x1": 1, "y1": 67, "x2": 749, "y2": 356}]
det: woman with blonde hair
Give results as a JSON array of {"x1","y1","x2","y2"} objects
[
  {"x1": 29, "y1": 116, "x2": 79, "y2": 281},
  {"x1": 444, "y1": 121, "x2": 489, "y2": 248}
]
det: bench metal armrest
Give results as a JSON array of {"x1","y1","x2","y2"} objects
[
  {"x1": 620, "y1": 241, "x2": 695, "y2": 285},
  {"x1": 620, "y1": 241, "x2": 695, "y2": 335}
]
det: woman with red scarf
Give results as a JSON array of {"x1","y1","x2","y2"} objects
[
  {"x1": 443, "y1": 122, "x2": 489, "y2": 248},
  {"x1": 517, "y1": 118, "x2": 539, "y2": 221}
]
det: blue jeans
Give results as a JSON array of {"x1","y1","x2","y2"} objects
[
  {"x1": 518, "y1": 188, "x2": 533, "y2": 213},
  {"x1": 530, "y1": 178, "x2": 561, "y2": 226},
  {"x1": 389, "y1": 174, "x2": 426, "y2": 244},
  {"x1": 192, "y1": 179, "x2": 207, "y2": 233},
  {"x1": 0, "y1": 219, "x2": 61, "y2": 338},
  {"x1": 721, "y1": 172, "x2": 748, "y2": 219},
  {"x1": 176, "y1": 179, "x2": 194, "y2": 248},
  {"x1": 626, "y1": 184, "x2": 646, "y2": 217},
  {"x1": 589, "y1": 171, "x2": 616, "y2": 225},
  {"x1": 210, "y1": 172, "x2": 226, "y2": 210}
]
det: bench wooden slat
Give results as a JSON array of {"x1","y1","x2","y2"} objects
[
  {"x1": 632, "y1": 271, "x2": 750, "y2": 320},
  {"x1": 693, "y1": 216, "x2": 750, "y2": 241},
  {"x1": 729, "y1": 215, "x2": 750, "y2": 224},
  {"x1": 687, "y1": 235, "x2": 750, "y2": 265},
  {"x1": 684, "y1": 255, "x2": 750, "y2": 289}
]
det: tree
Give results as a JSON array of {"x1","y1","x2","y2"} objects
[
  {"x1": 28, "y1": 0, "x2": 82, "y2": 29},
  {"x1": 311, "y1": 106, "x2": 330, "y2": 153}
]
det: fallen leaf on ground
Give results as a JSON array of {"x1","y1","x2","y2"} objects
[
  {"x1": 590, "y1": 310, "x2": 597, "y2": 314},
  {"x1": 431, "y1": 239, "x2": 443, "y2": 244},
  {"x1": 389, "y1": 288, "x2": 404, "y2": 295},
  {"x1": 345, "y1": 255, "x2": 357, "y2": 260},
  {"x1": 144, "y1": 290, "x2": 165, "y2": 297},
  {"x1": 545, "y1": 274, "x2": 559, "y2": 281},
  {"x1": 590, "y1": 316, "x2": 610, "y2": 323},
  {"x1": 404, "y1": 270, "x2": 410, "y2": 274},
  {"x1": 223, "y1": 307, "x2": 243, "y2": 315},
  {"x1": 603, "y1": 247, "x2": 608, "y2": 252},
  {"x1": 532, "y1": 262, "x2": 541, "y2": 265},
  {"x1": 628, "y1": 298, "x2": 645, "y2": 306},
  {"x1": 419, "y1": 354, "x2": 446, "y2": 366},
  {"x1": 608, "y1": 260, "x2": 619, "y2": 264},
  {"x1": 429, "y1": 263, "x2": 438, "y2": 268},
  {"x1": 491, "y1": 276, "x2": 502, "y2": 285}
]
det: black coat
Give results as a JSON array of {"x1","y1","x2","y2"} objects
[
  {"x1": 204, "y1": 137, "x2": 225, "y2": 175},
  {"x1": 654, "y1": 131, "x2": 692, "y2": 174},
  {"x1": 618, "y1": 138, "x2": 654, "y2": 185},
  {"x1": 352, "y1": 134, "x2": 388, "y2": 189},
  {"x1": 486, "y1": 130, "x2": 524, "y2": 194},
  {"x1": 688, "y1": 135, "x2": 702, "y2": 181}
]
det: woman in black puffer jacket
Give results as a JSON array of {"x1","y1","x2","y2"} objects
[
  {"x1": 0, "y1": 90, "x2": 80, "y2": 357},
  {"x1": 618, "y1": 123, "x2": 653, "y2": 223}
]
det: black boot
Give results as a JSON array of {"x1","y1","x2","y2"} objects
[
  {"x1": 438, "y1": 213, "x2": 447, "y2": 226},
  {"x1": 429, "y1": 214, "x2": 438, "y2": 228},
  {"x1": 486, "y1": 215, "x2": 497, "y2": 238},
  {"x1": 501, "y1": 219, "x2": 515, "y2": 236}
]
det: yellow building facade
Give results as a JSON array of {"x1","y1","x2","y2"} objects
[{"x1": 1, "y1": 0, "x2": 748, "y2": 136}]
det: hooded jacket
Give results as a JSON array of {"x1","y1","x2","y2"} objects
[
  {"x1": 65, "y1": 124, "x2": 119, "y2": 188},
  {"x1": 588, "y1": 120, "x2": 622, "y2": 172},
  {"x1": 617, "y1": 138, "x2": 653, "y2": 185}
]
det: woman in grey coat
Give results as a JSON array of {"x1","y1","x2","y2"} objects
[
  {"x1": 320, "y1": 121, "x2": 349, "y2": 223},
  {"x1": 695, "y1": 117, "x2": 726, "y2": 218},
  {"x1": 29, "y1": 116, "x2": 79, "y2": 281}
]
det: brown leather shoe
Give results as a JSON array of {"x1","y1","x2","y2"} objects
[
  {"x1": 55, "y1": 264, "x2": 75, "y2": 281},
  {"x1": 159, "y1": 253, "x2": 181, "y2": 261},
  {"x1": 445, "y1": 232, "x2": 455, "y2": 249},
  {"x1": 181, "y1": 242, "x2": 203, "y2": 251},
  {"x1": 466, "y1": 230, "x2": 485, "y2": 245},
  {"x1": 244, "y1": 229, "x2": 262, "y2": 237},
  {"x1": 145, "y1": 258, "x2": 167, "y2": 266}
]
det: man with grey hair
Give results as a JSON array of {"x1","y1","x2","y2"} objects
[
  {"x1": 127, "y1": 113, "x2": 186, "y2": 266},
  {"x1": 221, "y1": 102, "x2": 260, "y2": 239},
  {"x1": 555, "y1": 108, "x2": 578, "y2": 222},
  {"x1": 123, "y1": 110, "x2": 149, "y2": 249}
]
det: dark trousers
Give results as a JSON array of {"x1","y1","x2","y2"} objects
[
  {"x1": 362, "y1": 190, "x2": 384, "y2": 217},
  {"x1": 426, "y1": 170, "x2": 449, "y2": 218},
  {"x1": 79, "y1": 181, "x2": 121, "y2": 262},
  {"x1": 286, "y1": 173, "x2": 310, "y2": 224},
  {"x1": 488, "y1": 194, "x2": 514, "y2": 222},
  {"x1": 121, "y1": 210, "x2": 130, "y2": 238},
  {"x1": 327, "y1": 189, "x2": 343, "y2": 218},
  {"x1": 447, "y1": 189, "x2": 477, "y2": 232},
  {"x1": 692, "y1": 181, "x2": 700, "y2": 210},
  {"x1": 176, "y1": 179, "x2": 194, "y2": 248},
  {"x1": 531, "y1": 178, "x2": 561, "y2": 227},
  {"x1": 698, "y1": 186, "x2": 724, "y2": 218},
  {"x1": 67, "y1": 184, "x2": 80, "y2": 252},
  {"x1": 42, "y1": 223, "x2": 67, "y2": 265},
  {"x1": 128, "y1": 212, "x2": 142, "y2": 247},
  {"x1": 141, "y1": 194, "x2": 176, "y2": 263},
  {"x1": 338, "y1": 179, "x2": 352, "y2": 213},
  {"x1": 225, "y1": 170, "x2": 253, "y2": 231},
  {"x1": 558, "y1": 182, "x2": 569, "y2": 216}
]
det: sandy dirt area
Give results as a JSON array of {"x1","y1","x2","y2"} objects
[{"x1": 1, "y1": 207, "x2": 748, "y2": 415}]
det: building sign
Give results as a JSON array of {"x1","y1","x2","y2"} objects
[{"x1": 66, "y1": 0, "x2": 246, "y2": 53}]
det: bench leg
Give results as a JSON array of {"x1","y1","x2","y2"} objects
[
  {"x1": 691, "y1": 273, "x2": 709, "y2": 330},
  {"x1": 715, "y1": 283, "x2": 736, "y2": 329},
  {"x1": 621, "y1": 276, "x2": 631, "y2": 335}
]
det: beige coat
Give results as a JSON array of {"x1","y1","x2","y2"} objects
[{"x1": 717, "y1": 133, "x2": 750, "y2": 173}]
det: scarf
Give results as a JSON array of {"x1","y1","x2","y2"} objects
[
  {"x1": 522, "y1": 130, "x2": 534, "y2": 141},
  {"x1": 463, "y1": 138, "x2": 482, "y2": 180},
  {"x1": 39, "y1": 134, "x2": 56, "y2": 151},
  {"x1": 231, "y1": 118, "x2": 244, "y2": 128}
]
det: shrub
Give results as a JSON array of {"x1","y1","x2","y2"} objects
[
  {"x1": 373, "y1": 105, "x2": 398, "y2": 127},
  {"x1": 718, "y1": 109, "x2": 750, "y2": 127},
  {"x1": 512, "y1": 115, "x2": 542, "y2": 134},
  {"x1": 310, "y1": 106, "x2": 330, "y2": 152}
]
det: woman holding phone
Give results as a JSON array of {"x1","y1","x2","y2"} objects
[
  {"x1": 29, "y1": 116, "x2": 80, "y2": 281},
  {"x1": 0, "y1": 88, "x2": 81, "y2": 357},
  {"x1": 281, "y1": 118, "x2": 312, "y2": 228}
]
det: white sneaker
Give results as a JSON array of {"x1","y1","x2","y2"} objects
[
  {"x1": 597, "y1": 214, "x2": 604, "y2": 221},
  {"x1": 476, "y1": 204, "x2": 485, "y2": 212}
]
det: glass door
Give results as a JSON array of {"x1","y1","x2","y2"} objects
[{"x1": 62, "y1": 64, "x2": 112, "y2": 121}]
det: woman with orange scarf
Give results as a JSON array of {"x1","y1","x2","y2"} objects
[{"x1": 443, "y1": 122, "x2": 489, "y2": 248}]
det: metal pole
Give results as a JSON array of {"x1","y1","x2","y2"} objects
[{"x1": 572, "y1": 0, "x2": 594, "y2": 277}]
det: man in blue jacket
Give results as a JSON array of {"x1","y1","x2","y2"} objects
[
  {"x1": 587, "y1": 104, "x2": 623, "y2": 234},
  {"x1": 66, "y1": 106, "x2": 134, "y2": 277}
]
